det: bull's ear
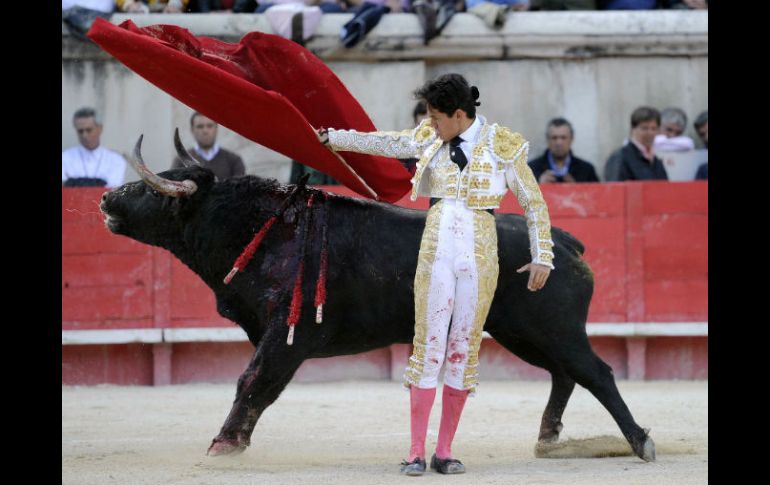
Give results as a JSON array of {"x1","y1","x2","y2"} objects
[
  {"x1": 169, "y1": 192, "x2": 193, "y2": 218},
  {"x1": 178, "y1": 166, "x2": 216, "y2": 193},
  {"x1": 165, "y1": 173, "x2": 210, "y2": 218}
]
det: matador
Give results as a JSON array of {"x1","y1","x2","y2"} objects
[{"x1": 318, "y1": 74, "x2": 555, "y2": 476}]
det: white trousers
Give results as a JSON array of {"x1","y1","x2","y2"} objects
[{"x1": 404, "y1": 199, "x2": 499, "y2": 394}]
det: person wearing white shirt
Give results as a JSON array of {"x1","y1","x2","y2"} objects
[{"x1": 62, "y1": 107, "x2": 127, "y2": 188}]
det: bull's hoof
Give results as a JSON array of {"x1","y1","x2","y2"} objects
[
  {"x1": 538, "y1": 433, "x2": 560, "y2": 444},
  {"x1": 538, "y1": 422, "x2": 564, "y2": 443},
  {"x1": 632, "y1": 428, "x2": 656, "y2": 462},
  {"x1": 640, "y1": 435, "x2": 656, "y2": 462},
  {"x1": 207, "y1": 438, "x2": 247, "y2": 457}
]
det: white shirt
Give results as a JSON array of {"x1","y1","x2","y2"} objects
[
  {"x1": 453, "y1": 116, "x2": 482, "y2": 163},
  {"x1": 194, "y1": 143, "x2": 221, "y2": 162},
  {"x1": 653, "y1": 134, "x2": 695, "y2": 153},
  {"x1": 62, "y1": 145, "x2": 127, "y2": 188}
]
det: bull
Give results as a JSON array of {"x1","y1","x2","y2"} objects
[{"x1": 99, "y1": 133, "x2": 655, "y2": 463}]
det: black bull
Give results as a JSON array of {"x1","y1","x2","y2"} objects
[{"x1": 100, "y1": 164, "x2": 655, "y2": 462}]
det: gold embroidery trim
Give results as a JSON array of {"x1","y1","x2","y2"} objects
[
  {"x1": 411, "y1": 138, "x2": 444, "y2": 200},
  {"x1": 506, "y1": 146, "x2": 554, "y2": 265},
  {"x1": 404, "y1": 201, "x2": 443, "y2": 388},
  {"x1": 415, "y1": 124, "x2": 436, "y2": 143},
  {"x1": 463, "y1": 211, "x2": 499, "y2": 392},
  {"x1": 470, "y1": 178, "x2": 491, "y2": 190},
  {"x1": 493, "y1": 127, "x2": 525, "y2": 161},
  {"x1": 466, "y1": 194, "x2": 503, "y2": 208}
]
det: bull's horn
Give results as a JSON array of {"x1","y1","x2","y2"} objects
[
  {"x1": 128, "y1": 135, "x2": 198, "y2": 197},
  {"x1": 173, "y1": 128, "x2": 200, "y2": 167}
]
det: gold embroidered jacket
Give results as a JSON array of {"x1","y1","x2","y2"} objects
[{"x1": 328, "y1": 116, "x2": 554, "y2": 268}]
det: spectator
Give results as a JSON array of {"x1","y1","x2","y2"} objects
[
  {"x1": 249, "y1": 0, "x2": 349, "y2": 13},
  {"x1": 410, "y1": 0, "x2": 460, "y2": 43},
  {"x1": 187, "y1": 0, "x2": 237, "y2": 11},
  {"x1": 171, "y1": 112, "x2": 246, "y2": 180},
  {"x1": 693, "y1": 110, "x2": 707, "y2": 180},
  {"x1": 529, "y1": 0, "x2": 596, "y2": 9},
  {"x1": 529, "y1": 118, "x2": 599, "y2": 183},
  {"x1": 62, "y1": 0, "x2": 115, "y2": 12},
  {"x1": 340, "y1": 1, "x2": 392, "y2": 47},
  {"x1": 466, "y1": 0, "x2": 530, "y2": 10},
  {"x1": 668, "y1": 0, "x2": 707, "y2": 9},
  {"x1": 466, "y1": 0, "x2": 528, "y2": 29},
  {"x1": 62, "y1": 107, "x2": 127, "y2": 188},
  {"x1": 242, "y1": 1, "x2": 342, "y2": 45},
  {"x1": 116, "y1": 0, "x2": 189, "y2": 13},
  {"x1": 653, "y1": 107, "x2": 695, "y2": 152},
  {"x1": 232, "y1": 0, "x2": 258, "y2": 11},
  {"x1": 604, "y1": 106, "x2": 668, "y2": 181}
]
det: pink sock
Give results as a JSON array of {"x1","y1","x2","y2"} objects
[
  {"x1": 408, "y1": 385, "x2": 436, "y2": 461},
  {"x1": 435, "y1": 384, "x2": 469, "y2": 459}
]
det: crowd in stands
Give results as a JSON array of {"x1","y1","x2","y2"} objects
[{"x1": 63, "y1": 102, "x2": 707, "y2": 189}]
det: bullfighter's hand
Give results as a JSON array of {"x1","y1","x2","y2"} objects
[
  {"x1": 516, "y1": 263, "x2": 551, "y2": 292},
  {"x1": 316, "y1": 127, "x2": 330, "y2": 145}
]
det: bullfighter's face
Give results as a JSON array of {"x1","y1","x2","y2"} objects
[{"x1": 427, "y1": 105, "x2": 468, "y2": 142}]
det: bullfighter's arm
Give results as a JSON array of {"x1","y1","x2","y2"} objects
[
  {"x1": 325, "y1": 120, "x2": 437, "y2": 159},
  {"x1": 493, "y1": 128, "x2": 555, "y2": 270}
]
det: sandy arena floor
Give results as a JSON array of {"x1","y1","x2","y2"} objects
[{"x1": 63, "y1": 380, "x2": 707, "y2": 484}]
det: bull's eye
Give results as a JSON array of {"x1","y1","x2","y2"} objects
[{"x1": 149, "y1": 189, "x2": 162, "y2": 198}]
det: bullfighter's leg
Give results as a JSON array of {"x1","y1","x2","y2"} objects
[
  {"x1": 433, "y1": 209, "x2": 498, "y2": 463},
  {"x1": 207, "y1": 323, "x2": 319, "y2": 457},
  {"x1": 404, "y1": 200, "x2": 455, "y2": 391},
  {"x1": 550, "y1": 334, "x2": 656, "y2": 462},
  {"x1": 442, "y1": 209, "x2": 498, "y2": 395},
  {"x1": 403, "y1": 201, "x2": 455, "y2": 462},
  {"x1": 485, "y1": 332, "x2": 575, "y2": 443}
]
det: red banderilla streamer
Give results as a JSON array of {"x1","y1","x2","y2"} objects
[
  {"x1": 223, "y1": 217, "x2": 277, "y2": 284},
  {"x1": 286, "y1": 193, "x2": 316, "y2": 345},
  {"x1": 286, "y1": 261, "x2": 304, "y2": 345},
  {"x1": 223, "y1": 182, "x2": 305, "y2": 285},
  {"x1": 314, "y1": 198, "x2": 328, "y2": 323}
]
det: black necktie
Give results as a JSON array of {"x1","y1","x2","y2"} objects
[{"x1": 450, "y1": 136, "x2": 468, "y2": 172}]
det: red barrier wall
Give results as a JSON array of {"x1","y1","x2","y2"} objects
[{"x1": 62, "y1": 181, "x2": 707, "y2": 384}]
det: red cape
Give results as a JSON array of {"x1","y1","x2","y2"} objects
[{"x1": 87, "y1": 17, "x2": 412, "y2": 203}]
